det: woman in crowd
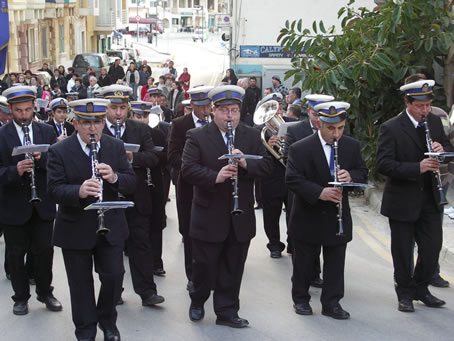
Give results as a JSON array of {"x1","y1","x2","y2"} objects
[
  {"x1": 125, "y1": 62, "x2": 140, "y2": 101},
  {"x1": 141, "y1": 76, "x2": 156, "y2": 101},
  {"x1": 167, "y1": 80, "x2": 185, "y2": 118},
  {"x1": 221, "y1": 68, "x2": 238, "y2": 85},
  {"x1": 178, "y1": 67, "x2": 191, "y2": 99}
]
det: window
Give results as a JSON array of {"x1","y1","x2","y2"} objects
[
  {"x1": 172, "y1": 0, "x2": 177, "y2": 7},
  {"x1": 41, "y1": 26, "x2": 48, "y2": 59},
  {"x1": 194, "y1": 0, "x2": 199, "y2": 6},
  {"x1": 188, "y1": 0, "x2": 192, "y2": 7},
  {"x1": 59, "y1": 24, "x2": 64, "y2": 53},
  {"x1": 179, "y1": 0, "x2": 184, "y2": 8},
  {"x1": 28, "y1": 28, "x2": 40, "y2": 63}
]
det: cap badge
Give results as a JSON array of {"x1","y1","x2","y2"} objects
[
  {"x1": 421, "y1": 83, "x2": 429, "y2": 93},
  {"x1": 115, "y1": 90, "x2": 124, "y2": 97},
  {"x1": 86, "y1": 102, "x2": 94, "y2": 112},
  {"x1": 329, "y1": 106, "x2": 337, "y2": 115}
]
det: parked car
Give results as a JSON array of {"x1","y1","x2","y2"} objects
[
  {"x1": 192, "y1": 28, "x2": 206, "y2": 42},
  {"x1": 120, "y1": 48, "x2": 142, "y2": 65},
  {"x1": 72, "y1": 53, "x2": 109, "y2": 78},
  {"x1": 106, "y1": 50, "x2": 129, "y2": 66}
]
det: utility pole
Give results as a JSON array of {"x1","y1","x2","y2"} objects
[{"x1": 137, "y1": 0, "x2": 139, "y2": 42}]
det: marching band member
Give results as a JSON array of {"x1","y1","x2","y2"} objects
[
  {"x1": 47, "y1": 98, "x2": 136, "y2": 341},
  {"x1": 99, "y1": 85, "x2": 165, "y2": 307},
  {"x1": 376, "y1": 75, "x2": 453, "y2": 312},
  {"x1": 46, "y1": 98, "x2": 75, "y2": 141},
  {"x1": 167, "y1": 85, "x2": 213, "y2": 292},
  {"x1": 0, "y1": 86, "x2": 61, "y2": 316},
  {"x1": 181, "y1": 85, "x2": 273, "y2": 328},
  {"x1": 286, "y1": 101, "x2": 367, "y2": 319}
]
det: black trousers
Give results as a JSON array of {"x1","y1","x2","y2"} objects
[
  {"x1": 62, "y1": 238, "x2": 124, "y2": 340},
  {"x1": 262, "y1": 195, "x2": 287, "y2": 252},
  {"x1": 176, "y1": 182, "x2": 193, "y2": 282},
  {"x1": 292, "y1": 240, "x2": 346, "y2": 307},
  {"x1": 2, "y1": 209, "x2": 54, "y2": 302},
  {"x1": 126, "y1": 207, "x2": 157, "y2": 299},
  {"x1": 389, "y1": 195, "x2": 442, "y2": 300},
  {"x1": 190, "y1": 230, "x2": 250, "y2": 319}
]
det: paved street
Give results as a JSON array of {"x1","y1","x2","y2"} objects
[{"x1": 1, "y1": 190, "x2": 454, "y2": 340}]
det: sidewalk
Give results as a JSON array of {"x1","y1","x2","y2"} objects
[{"x1": 365, "y1": 182, "x2": 454, "y2": 265}]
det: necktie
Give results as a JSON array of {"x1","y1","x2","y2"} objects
[
  {"x1": 112, "y1": 124, "x2": 123, "y2": 138},
  {"x1": 197, "y1": 119, "x2": 207, "y2": 126},
  {"x1": 225, "y1": 132, "x2": 230, "y2": 148},
  {"x1": 417, "y1": 122, "x2": 424, "y2": 128},
  {"x1": 86, "y1": 144, "x2": 93, "y2": 159},
  {"x1": 57, "y1": 123, "x2": 62, "y2": 135},
  {"x1": 328, "y1": 144, "x2": 335, "y2": 178},
  {"x1": 312, "y1": 127, "x2": 318, "y2": 134}
]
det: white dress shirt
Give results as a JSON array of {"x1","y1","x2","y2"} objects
[
  {"x1": 192, "y1": 112, "x2": 211, "y2": 128},
  {"x1": 13, "y1": 120, "x2": 33, "y2": 145},
  {"x1": 318, "y1": 130, "x2": 332, "y2": 168}
]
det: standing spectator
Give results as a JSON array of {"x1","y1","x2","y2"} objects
[
  {"x1": 71, "y1": 78, "x2": 87, "y2": 99},
  {"x1": 125, "y1": 62, "x2": 140, "y2": 101},
  {"x1": 6, "y1": 73, "x2": 17, "y2": 87},
  {"x1": 178, "y1": 67, "x2": 191, "y2": 99},
  {"x1": 38, "y1": 63, "x2": 53, "y2": 77},
  {"x1": 50, "y1": 69, "x2": 67, "y2": 93},
  {"x1": 264, "y1": 87, "x2": 273, "y2": 96},
  {"x1": 86, "y1": 76, "x2": 100, "y2": 98},
  {"x1": 286, "y1": 87, "x2": 302, "y2": 107},
  {"x1": 157, "y1": 76, "x2": 169, "y2": 97},
  {"x1": 17, "y1": 73, "x2": 26, "y2": 85},
  {"x1": 57, "y1": 65, "x2": 67, "y2": 78},
  {"x1": 30, "y1": 76, "x2": 43, "y2": 99},
  {"x1": 82, "y1": 67, "x2": 94, "y2": 88},
  {"x1": 141, "y1": 60, "x2": 152, "y2": 74},
  {"x1": 24, "y1": 70, "x2": 33, "y2": 86},
  {"x1": 97, "y1": 67, "x2": 112, "y2": 87},
  {"x1": 161, "y1": 62, "x2": 170, "y2": 76},
  {"x1": 51, "y1": 85, "x2": 63, "y2": 100},
  {"x1": 67, "y1": 73, "x2": 79, "y2": 93},
  {"x1": 138, "y1": 64, "x2": 151, "y2": 96},
  {"x1": 42, "y1": 85, "x2": 52, "y2": 101},
  {"x1": 168, "y1": 60, "x2": 178, "y2": 79},
  {"x1": 65, "y1": 67, "x2": 75, "y2": 82},
  {"x1": 108, "y1": 58, "x2": 125, "y2": 84},
  {"x1": 271, "y1": 75, "x2": 289, "y2": 98},
  {"x1": 221, "y1": 68, "x2": 238, "y2": 85},
  {"x1": 141, "y1": 77, "x2": 155, "y2": 101},
  {"x1": 240, "y1": 76, "x2": 262, "y2": 126},
  {"x1": 168, "y1": 80, "x2": 185, "y2": 118}
]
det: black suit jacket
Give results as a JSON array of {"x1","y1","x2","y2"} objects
[
  {"x1": 47, "y1": 133, "x2": 136, "y2": 249},
  {"x1": 377, "y1": 111, "x2": 454, "y2": 221},
  {"x1": 286, "y1": 133, "x2": 368, "y2": 245},
  {"x1": 284, "y1": 119, "x2": 314, "y2": 162},
  {"x1": 46, "y1": 119, "x2": 75, "y2": 137},
  {"x1": 168, "y1": 114, "x2": 195, "y2": 171},
  {"x1": 0, "y1": 121, "x2": 57, "y2": 225},
  {"x1": 181, "y1": 122, "x2": 273, "y2": 243},
  {"x1": 103, "y1": 119, "x2": 158, "y2": 215}
]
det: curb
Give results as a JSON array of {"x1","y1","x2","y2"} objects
[
  {"x1": 133, "y1": 41, "x2": 171, "y2": 56},
  {"x1": 365, "y1": 184, "x2": 454, "y2": 266}
]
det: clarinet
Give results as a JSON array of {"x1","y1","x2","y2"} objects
[
  {"x1": 333, "y1": 139, "x2": 344, "y2": 236},
  {"x1": 89, "y1": 135, "x2": 109, "y2": 235},
  {"x1": 22, "y1": 123, "x2": 40, "y2": 203},
  {"x1": 145, "y1": 168, "x2": 155, "y2": 187},
  {"x1": 227, "y1": 121, "x2": 243, "y2": 215},
  {"x1": 115, "y1": 119, "x2": 121, "y2": 139},
  {"x1": 422, "y1": 117, "x2": 448, "y2": 205}
]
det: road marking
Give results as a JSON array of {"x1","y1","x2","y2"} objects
[{"x1": 354, "y1": 224, "x2": 393, "y2": 264}]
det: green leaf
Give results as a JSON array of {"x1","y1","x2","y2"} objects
[
  {"x1": 312, "y1": 20, "x2": 318, "y2": 34},
  {"x1": 297, "y1": 19, "x2": 302, "y2": 32},
  {"x1": 285, "y1": 20, "x2": 289, "y2": 29},
  {"x1": 319, "y1": 21, "x2": 326, "y2": 34},
  {"x1": 424, "y1": 37, "x2": 433, "y2": 52},
  {"x1": 375, "y1": 53, "x2": 394, "y2": 68}
]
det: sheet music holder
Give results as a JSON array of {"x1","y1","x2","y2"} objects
[
  {"x1": 150, "y1": 106, "x2": 163, "y2": 116},
  {"x1": 218, "y1": 154, "x2": 263, "y2": 161},
  {"x1": 84, "y1": 201, "x2": 135, "y2": 211},
  {"x1": 278, "y1": 121, "x2": 300, "y2": 138},
  {"x1": 424, "y1": 152, "x2": 454, "y2": 158},
  {"x1": 35, "y1": 99, "x2": 49, "y2": 110},
  {"x1": 328, "y1": 182, "x2": 374, "y2": 188},
  {"x1": 124, "y1": 143, "x2": 140, "y2": 153},
  {"x1": 12, "y1": 144, "x2": 50, "y2": 156}
]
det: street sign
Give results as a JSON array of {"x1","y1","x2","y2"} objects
[
  {"x1": 216, "y1": 15, "x2": 231, "y2": 27},
  {"x1": 135, "y1": 15, "x2": 141, "y2": 23}
]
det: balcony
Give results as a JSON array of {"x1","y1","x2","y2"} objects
[{"x1": 79, "y1": 0, "x2": 100, "y2": 16}]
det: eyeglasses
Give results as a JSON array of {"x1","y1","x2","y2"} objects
[
  {"x1": 79, "y1": 120, "x2": 104, "y2": 128},
  {"x1": 217, "y1": 108, "x2": 240, "y2": 115}
]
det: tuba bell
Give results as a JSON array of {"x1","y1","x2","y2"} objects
[{"x1": 253, "y1": 100, "x2": 286, "y2": 167}]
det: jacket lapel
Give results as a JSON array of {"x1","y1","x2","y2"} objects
[
  {"x1": 399, "y1": 112, "x2": 424, "y2": 152},
  {"x1": 5, "y1": 121, "x2": 22, "y2": 148},
  {"x1": 311, "y1": 133, "x2": 332, "y2": 182}
]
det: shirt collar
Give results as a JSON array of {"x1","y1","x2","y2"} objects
[
  {"x1": 192, "y1": 112, "x2": 211, "y2": 126},
  {"x1": 318, "y1": 129, "x2": 328, "y2": 146},
  {"x1": 77, "y1": 133, "x2": 100, "y2": 154},
  {"x1": 406, "y1": 110, "x2": 420, "y2": 128}
]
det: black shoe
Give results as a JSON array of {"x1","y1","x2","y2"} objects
[
  {"x1": 37, "y1": 295, "x2": 63, "y2": 312},
  {"x1": 416, "y1": 293, "x2": 446, "y2": 308},
  {"x1": 98, "y1": 324, "x2": 120, "y2": 341},
  {"x1": 29, "y1": 278, "x2": 36, "y2": 286},
  {"x1": 398, "y1": 298, "x2": 415, "y2": 312},
  {"x1": 310, "y1": 277, "x2": 324, "y2": 288},
  {"x1": 116, "y1": 296, "x2": 124, "y2": 305},
  {"x1": 430, "y1": 275, "x2": 450, "y2": 288},
  {"x1": 13, "y1": 301, "x2": 28, "y2": 315},
  {"x1": 153, "y1": 268, "x2": 166, "y2": 277},
  {"x1": 142, "y1": 293, "x2": 165, "y2": 306},
  {"x1": 270, "y1": 250, "x2": 281, "y2": 259},
  {"x1": 294, "y1": 302, "x2": 313, "y2": 315},
  {"x1": 189, "y1": 304, "x2": 204, "y2": 321},
  {"x1": 216, "y1": 316, "x2": 249, "y2": 328},
  {"x1": 186, "y1": 281, "x2": 195, "y2": 293},
  {"x1": 322, "y1": 305, "x2": 350, "y2": 320}
]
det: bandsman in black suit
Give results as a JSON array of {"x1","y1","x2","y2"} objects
[
  {"x1": 130, "y1": 102, "x2": 168, "y2": 275},
  {"x1": 0, "y1": 86, "x2": 62, "y2": 316},
  {"x1": 46, "y1": 98, "x2": 75, "y2": 141},
  {"x1": 286, "y1": 101, "x2": 368, "y2": 320},
  {"x1": 376, "y1": 76, "x2": 453, "y2": 312},
  {"x1": 167, "y1": 85, "x2": 213, "y2": 292},
  {"x1": 255, "y1": 93, "x2": 295, "y2": 258},
  {"x1": 47, "y1": 98, "x2": 136, "y2": 341},
  {"x1": 99, "y1": 85, "x2": 165, "y2": 307},
  {"x1": 182, "y1": 85, "x2": 273, "y2": 328},
  {"x1": 0, "y1": 95, "x2": 11, "y2": 127},
  {"x1": 284, "y1": 94, "x2": 334, "y2": 287}
]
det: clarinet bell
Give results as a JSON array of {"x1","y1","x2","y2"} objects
[
  {"x1": 336, "y1": 221, "x2": 345, "y2": 236},
  {"x1": 231, "y1": 208, "x2": 244, "y2": 215},
  {"x1": 96, "y1": 226, "x2": 110, "y2": 235},
  {"x1": 439, "y1": 189, "x2": 448, "y2": 206}
]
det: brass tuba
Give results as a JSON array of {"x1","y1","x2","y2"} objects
[{"x1": 253, "y1": 100, "x2": 286, "y2": 167}]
